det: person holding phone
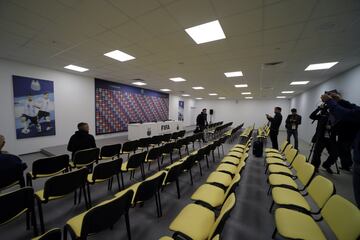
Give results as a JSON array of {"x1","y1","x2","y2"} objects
[{"x1": 266, "y1": 107, "x2": 283, "y2": 149}]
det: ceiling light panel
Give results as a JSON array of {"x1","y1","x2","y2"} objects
[
  {"x1": 104, "y1": 50, "x2": 135, "y2": 62},
  {"x1": 185, "y1": 20, "x2": 226, "y2": 44}
]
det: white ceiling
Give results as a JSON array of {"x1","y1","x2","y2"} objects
[{"x1": 1, "y1": 0, "x2": 360, "y2": 99}]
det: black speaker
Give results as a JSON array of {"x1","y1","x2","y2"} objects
[{"x1": 210, "y1": 109, "x2": 214, "y2": 115}]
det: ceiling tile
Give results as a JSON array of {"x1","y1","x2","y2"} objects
[
  {"x1": 221, "y1": 9, "x2": 263, "y2": 37},
  {"x1": 108, "y1": 0, "x2": 161, "y2": 18},
  {"x1": 211, "y1": 0, "x2": 263, "y2": 17}
]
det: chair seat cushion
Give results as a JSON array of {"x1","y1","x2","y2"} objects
[
  {"x1": 35, "y1": 190, "x2": 65, "y2": 202},
  {"x1": 265, "y1": 148, "x2": 279, "y2": 153},
  {"x1": 268, "y1": 165, "x2": 293, "y2": 176},
  {"x1": 206, "y1": 172, "x2": 232, "y2": 187},
  {"x1": 216, "y1": 163, "x2": 237, "y2": 175},
  {"x1": 227, "y1": 152, "x2": 242, "y2": 158},
  {"x1": 169, "y1": 203, "x2": 215, "y2": 240},
  {"x1": 221, "y1": 156, "x2": 240, "y2": 165},
  {"x1": 268, "y1": 174, "x2": 298, "y2": 189},
  {"x1": 272, "y1": 187, "x2": 311, "y2": 212},
  {"x1": 191, "y1": 184, "x2": 225, "y2": 208},
  {"x1": 266, "y1": 152, "x2": 283, "y2": 158},
  {"x1": 275, "y1": 208, "x2": 326, "y2": 240},
  {"x1": 266, "y1": 158, "x2": 286, "y2": 165}
]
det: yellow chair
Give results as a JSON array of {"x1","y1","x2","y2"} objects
[
  {"x1": 270, "y1": 175, "x2": 334, "y2": 213},
  {"x1": 169, "y1": 193, "x2": 236, "y2": 240},
  {"x1": 32, "y1": 228, "x2": 61, "y2": 240},
  {"x1": 267, "y1": 154, "x2": 306, "y2": 177},
  {"x1": 265, "y1": 143, "x2": 293, "y2": 160},
  {"x1": 216, "y1": 160, "x2": 245, "y2": 177},
  {"x1": 191, "y1": 174, "x2": 240, "y2": 208},
  {"x1": 64, "y1": 189, "x2": 134, "y2": 240},
  {"x1": 273, "y1": 194, "x2": 360, "y2": 240},
  {"x1": 159, "y1": 235, "x2": 219, "y2": 240},
  {"x1": 265, "y1": 148, "x2": 298, "y2": 174},
  {"x1": 268, "y1": 162, "x2": 315, "y2": 195},
  {"x1": 206, "y1": 171, "x2": 233, "y2": 188},
  {"x1": 265, "y1": 141, "x2": 289, "y2": 154},
  {"x1": 222, "y1": 153, "x2": 248, "y2": 166}
]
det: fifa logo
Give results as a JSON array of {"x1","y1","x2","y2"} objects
[{"x1": 161, "y1": 125, "x2": 170, "y2": 131}]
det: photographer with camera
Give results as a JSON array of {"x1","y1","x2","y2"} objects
[
  {"x1": 309, "y1": 103, "x2": 338, "y2": 174},
  {"x1": 285, "y1": 108, "x2": 302, "y2": 149},
  {"x1": 321, "y1": 92, "x2": 360, "y2": 208}
]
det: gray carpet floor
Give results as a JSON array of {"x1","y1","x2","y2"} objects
[{"x1": 0, "y1": 131, "x2": 355, "y2": 240}]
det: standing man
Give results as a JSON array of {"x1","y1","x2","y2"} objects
[
  {"x1": 266, "y1": 107, "x2": 283, "y2": 149},
  {"x1": 285, "y1": 108, "x2": 302, "y2": 149},
  {"x1": 196, "y1": 108, "x2": 208, "y2": 142},
  {"x1": 321, "y1": 93, "x2": 360, "y2": 208},
  {"x1": 67, "y1": 122, "x2": 96, "y2": 158},
  {"x1": 309, "y1": 104, "x2": 337, "y2": 174},
  {"x1": 0, "y1": 135, "x2": 27, "y2": 188}
]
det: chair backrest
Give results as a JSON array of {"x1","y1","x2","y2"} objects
[
  {"x1": 32, "y1": 154, "x2": 69, "y2": 178},
  {"x1": 178, "y1": 130, "x2": 186, "y2": 138},
  {"x1": 100, "y1": 144, "x2": 121, "y2": 159},
  {"x1": 122, "y1": 140, "x2": 138, "y2": 153},
  {"x1": 297, "y1": 162, "x2": 315, "y2": 187},
  {"x1": 207, "y1": 193, "x2": 236, "y2": 240},
  {"x1": 182, "y1": 154, "x2": 197, "y2": 170},
  {"x1": 237, "y1": 161, "x2": 246, "y2": 174},
  {"x1": 224, "y1": 174, "x2": 241, "y2": 199},
  {"x1": 81, "y1": 189, "x2": 134, "y2": 237},
  {"x1": 307, "y1": 175, "x2": 335, "y2": 209},
  {"x1": 282, "y1": 144, "x2": 293, "y2": 155},
  {"x1": 163, "y1": 162, "x2": 184, "y2": 184},
  {"x1": 138, "y1": 137, "x2": 151, "y2": 148},
  {"x1": 151, "y1": 135, "x2": 162, "y2": 145},
  {"x1": 133, "y1": 171, "x2": 166, "y2": 204},
  {"x1": 285, "y1": 148, "x2": 298, "y2": 164},
  {"x1": 92, "y1": 158, "x2": 123, "y2": 182},
  {"x1": 291, "y1": 154, "x2": 306, "y2": 171},
  {"x1": 146, "y1": 147, "x2": 162, "y2": 161},
  {"x1": 171, "y1": 132, "x2": 179, "y2": 140},
  {"x1": 32, "y1": 228, "x2": 62, "y2": 240},
  {"x1": 279, "y1": 141, "x2": 289, "y2": 153},
  {"x1": 0, "y1": 187, "x2": 33, "y2": 225},
  {"x1": 163, "y1": 142, "x2": 175, "y2": 154},
  {"x1": 73, "y1": 148, "x2": 99, "y2": 167},
  {"x1": 162, "y1": 134, "x2": 172, "y2": 143},
  {"x1": 43, "y1": 168, "x2": 88, "y2": 201},
  {"x1": 126, "y1": 151, "x2": 147, "y2": 169},
  {"x1": 321, "y1": 195, "x2": 360, "y2": 240}
]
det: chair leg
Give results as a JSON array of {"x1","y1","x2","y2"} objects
[
  {"x1": 31, "y1": 205, "x2": 38, "y2": 236},
  {"x1": 125, "y1": 211, "x2": 131, "y2": 240},
  {"x1": 116, "y1": 174, "x2": 121, "y2": 191},
  {"x1": 120, "y1": 172, "x2": 125, "y2": 189},
  {"x1": 269, "y1": 200, "x2": 274, "y2": 213},
  {"x1": 175, "y1": 179, "x2": 181, "y2": 199},
  {"x1": 74, "y1": 189, "x2": 77, "y2": 205},
  {"x1": 189, "y1": 169, "x2": 193, "y2": 185},
  {"x1": 26, "y1": 210, "x2": 30, "y2": 230},
  {"x1": 63, "y1": 226, "x2": 68, "y2": 240},
  {"x1": 37, "y1": 199, "x2": 45, "y2": 234},
  {"x1": 217, "y1": 148, "x2": 220, "y2": 158},
  {"x1": 86, "y1": 185, "x2": 91, "y2": 208},
  {"x1": 157, "y1": 191, "x2": 162, "y2": 217},
  {"x1": 157, "y1": 158, "x2": 161, "y2": 171},
  {"x1": 198, "y1": 162, "x2": 203, "y2": 176},
  {"x1": 272, "y1": 227, "x2": 277, "y2": 239},
  {"x1": 205, "y1": 156, "x2": 210, "y2": 168},
  {"x1": 154, "y1": 193, "x2": 160, "y2": 217},
  {"x1": 267, "y1": 186, "x2": 272, "y2": 196},
  {"x1": 212, "y1": 151, "x2": 215, "y2": 162},
  {"x1": 222, "y1": 145, "x2": 224, "y2": 156}
]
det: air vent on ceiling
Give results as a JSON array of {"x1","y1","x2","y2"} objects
[
  {"x1": 262, "y1": 61, "x2": 285, "y2": 70},
  {"x1": 132, "y1": 78, "x2": 145, "y2": 81}
]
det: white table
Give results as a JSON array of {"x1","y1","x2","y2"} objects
[{"x1": 127, "y1": 121, "x2": 184, "y2": 140}]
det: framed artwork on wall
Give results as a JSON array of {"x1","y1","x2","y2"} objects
[
  {"x1": 178, "y1": 100, "x2": 184, "y2": 121},
  {"x1": 12, "y1": 75, "x2": 56, "y2": 139}
]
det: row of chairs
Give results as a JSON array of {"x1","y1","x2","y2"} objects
[
  {"x1": 160, "y1": 137, "x2": 252, "y2": 240},
  {"x1": 263, "y1": 141, "x2": 360, "y2": 240},
  {"x1": 206, "y1": 122, "x2": 233, "y2": 140},
  {"x1": 224, "y1": 123, "x2": 244, "y2": 143}
]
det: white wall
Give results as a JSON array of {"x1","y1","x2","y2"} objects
[
  {"x1": 168, "y1": 95, "x2": 196, "y2": 127},
  {"x1": 291, "y1": 65, "x2": 360, "y2": 143},
  {"x1": 0, "y1": 59, "x2": 192, "y2": 155},
  {"x1": 193, "y1": 99, "x2": 291, "y2": 129}
]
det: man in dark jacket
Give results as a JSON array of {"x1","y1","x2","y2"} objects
[
  {"x1": 0, "y1": 135, "x2": 27, "y2": 189},
  {"x1": 196, "y1": 108, "x2": 208, "y2": 142},
  {"x1": 67, "y1": 122, "x2": 96, "y2": 158},
  {"x1": 266, "y1": 107, "x2": 283, "y2": 149},
  {"x1": 321, "y1": 93, "x2": 360, "y2": 208},
  {"x1": 309, "y1": 105, "x2": 337, "y2": 174},
  {"x1": 285, "y1": 108, "x2": 302, "y2": 149}
]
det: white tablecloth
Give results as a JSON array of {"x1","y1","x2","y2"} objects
[{"x1": 128, "y1": 121, "x2": 184, "y2": 140}]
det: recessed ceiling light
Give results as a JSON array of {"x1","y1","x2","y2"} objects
[
  {"x1": 224, "y1": 71, "x2": 243, "y2": 77},
  {"x1": 185, "y1": 20, "x2": 226, "y2": 44},
  {"x1": 192, "y1": 86, "x2": 204, "y2": 90},
  {"x1": 290, "y1": 81, "x2": 309, "y2": 85},
  {"x1": 305, "y1": 62, "x2": 338, "y2": 71},
  {"x1": 196, "y1": 97, "x2": 203, "y2": 100},
  {"x1": 276, "y1": 96, "x2": 286, "y2": 99},
  {"x1": 209, "y1": 93, "x2": 218, "y2": 96},
  {"x1": 132, "y1": 81, "x2": 147, "y2": 86},
  {"x1": 234, "y1": 84, "x2": 248, "y2": 88},
  {"x1": 218, "y1": 97, "x2": 226, "y2": 100},
  {"x1": 245, "y1": 96, "x2": 253, "y2": 99},
  {"x1": 281, "y1": 91, "x2": 295, "y2": 94},
  {"x1": 169, "y1": 77, "x2": 186, "y2": 82},
  {"x1": 241, "y1": 92, "x2": 251, "y2": 95},
  {"x1": 160, "y1": 89, "x2": 171, "y2": 92},
  {"x1": 104, "y1": 50, "x2": 135, "y2": 62},
  {"x1": 64, "y1": 64, "x2": 89, "y2": 72},
  {"x1": 182, "y1": 94, "x2": 190, "y2": 97}
]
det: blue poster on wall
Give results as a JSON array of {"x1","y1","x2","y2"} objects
[
  {"x1": 178, "y1": 100, "x2": 184, "y2": 121},
  {"x1": 12, "y1": 75, "x2": 56, "y2": 139}
]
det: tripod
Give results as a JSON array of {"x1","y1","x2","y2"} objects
[{"x1": 308, "y1": 141, "x2": 340, "y2": 174}]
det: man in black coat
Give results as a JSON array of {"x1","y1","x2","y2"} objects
[
  {"x1": 285, "y1": 108, "x2": 302, "y2": 149},
  {"x1": 67, "y1": 122, "x2": 96, "y2": 158},
  {"x1": 309, "y1": 105, "x2": 337, "y2": 173},
  {"x1": 266, "y1": 107, "x2": 283, "y2": 149},
  {"x1": 196, "y1": 108, "x2": 208, "y2": 142}
]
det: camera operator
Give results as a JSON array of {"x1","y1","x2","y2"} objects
[
  {"x1": 321, "y1": 92, "x2": 360, "y2": 208},
  {"x1": 285, "y1": 108, "x2": 302, "y2": 149},
  {"x1": 309, "y1": 104, "x2": 338, "y2": 174}
]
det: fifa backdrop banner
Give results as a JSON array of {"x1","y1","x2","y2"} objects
[
  {"x1": 95, "y1": 79, "x2": 169, "y2": 135},
  {"x1": 12, "y1": 75, "x2": 56, "y2": 139},
  {"x1": 178, "y1": 100, "x2": 184, "y2": 121}
]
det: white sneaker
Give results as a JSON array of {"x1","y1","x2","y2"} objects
[
  {"x1": 46, "y1": 127, "x2": 52, "y2": 131},
  {"x1": 22, "y1": 128, "x2": 30, "y2": 134}
]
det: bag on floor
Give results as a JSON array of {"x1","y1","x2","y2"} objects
[{"x1": 253, "y1": 140, "x2": 263, "y2": 157}]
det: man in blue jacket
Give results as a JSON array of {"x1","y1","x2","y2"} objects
[{"x1": 321, "y1": 93, "x2": 360, "y2": 208}]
